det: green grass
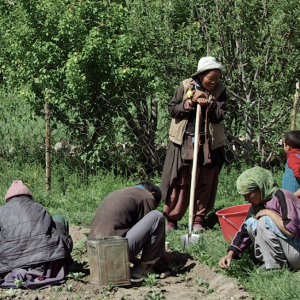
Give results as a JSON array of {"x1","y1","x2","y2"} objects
[
  {"x1": 0, "y1": 159, "x2": 136, "y2": 226},
  {"x1": 163, "y1": 165, "x2": 300, "y2": 300},
  {"x1": 0, "y1": 158, "x2": 295, "y2": 300}
]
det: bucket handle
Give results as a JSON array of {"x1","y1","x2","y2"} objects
[{"x1": 222, "y1": 215, "x2": 241, "y2": 229}]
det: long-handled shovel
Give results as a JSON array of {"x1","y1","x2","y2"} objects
[{"x1": 181, "y1": 103, "x2": 201, "y2": 250}]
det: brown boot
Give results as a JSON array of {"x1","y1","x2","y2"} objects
[{"x1": 193, "y1": 215, "x2": 205, "y2": 232}]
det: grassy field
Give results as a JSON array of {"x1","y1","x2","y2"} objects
[{"x1": 1, "y1": 161, "x2": 299, "y2": 300}]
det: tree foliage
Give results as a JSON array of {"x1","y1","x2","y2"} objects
[{"x1": 0, "y1": 0, "x2": 299, "y2": 173}]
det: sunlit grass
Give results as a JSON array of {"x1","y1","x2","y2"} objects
[{"x1": 0, "y1": 160, "x2": 295, "y2": 300}]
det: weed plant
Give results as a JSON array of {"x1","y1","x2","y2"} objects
[
  {"x1": 66, "y1": 272, "x2": 85, "y2": 281},
  {"x1": 146, "y1": 292, "x2": 166, "y2": 300},
  {"x1": 71, "y1": 241, "x2": 87, "y2": 263},
  {"x1": 176, "y1": 271, "x2": 188, "y2": 281},
  {"x1": 142, "y1": 273, "x2": 160, "y2": 288}
]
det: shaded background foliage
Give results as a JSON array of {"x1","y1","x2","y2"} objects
[
  {"x1": 0, "y1": 3, "x2": 299, "y2": 299},
  {"x1": 0, "y1": 0, "x2": 299, "y2": 185}
]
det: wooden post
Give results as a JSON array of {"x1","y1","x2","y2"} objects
[
  {"x1": 291, "y1": 82, "x2": 299, "y2": 130},
  {"x1": 45, "y1": 98, "x2": 51, "y2": 190}
]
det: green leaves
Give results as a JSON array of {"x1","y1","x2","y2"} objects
[
  {"x1": 142, "y1": 273, "x2": 161, "y2": 288},
  {"x1": 66, "y1": 272, "x2": 85, "y2": 281},
  {"x1": 1, "y1": 0, "x2": 299, "y2": 170}
]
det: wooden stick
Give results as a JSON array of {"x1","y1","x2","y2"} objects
[
  {"x1": 188, "y1": 104, "x2": 201, "y2": 236},
  {"x1": 45, "y1": 98, "x2": 51, "y2": 191},
  {"x1": 291, "y1": 82, "x2": 299, "y2": 130}
]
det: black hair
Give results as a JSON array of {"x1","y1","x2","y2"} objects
[
  {"x1": 284, "y1": 130, "x2": 300, "y2": 149},
  {"x1": 138, "y1": 181, "x2": 162, "y2": 206}
]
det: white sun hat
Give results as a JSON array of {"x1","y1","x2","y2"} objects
[{"x1": 191, "y1": 56, "x2": 226, "y2": 77}]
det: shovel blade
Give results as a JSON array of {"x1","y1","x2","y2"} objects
[{"x1": 181, "y1": 233, "x2": 200, "y2": 250}]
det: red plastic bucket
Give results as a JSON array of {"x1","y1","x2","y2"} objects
[{"x1": 216, "y1": 203, "x2": 251, "y2": 241}]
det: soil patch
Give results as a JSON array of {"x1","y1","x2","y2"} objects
[{"x1": 0, "y1": 225, "x2": 253, "y2": 300}]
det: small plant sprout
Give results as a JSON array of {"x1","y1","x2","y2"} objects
[
  {"x1": 176, "y1": 271, "x2": 189, "y2": 282},
  {"x1": 142, "y1": 273, "x2": 160, "y2": 288},
  {"x1": 5, "y1": 288, "x2": 17, "y2": 294},
  {"x1": 64, "y1": 283, "x2": 73, "y2": 292},
  {"x1": 195, "y1": 278, "x2": 216, "y2": 294},
  {"x1": 14, "y1": 278, "x2": 25, "y2": 288},
  {"x1": 146, "y1": 291, "x2": 166, "y2": 300},
  {"x1": 169, "y1": 262, "x2": 184, "y2": 273},
  {"x1": 195, "y1": 278, "x2": 209, "y2": 288},
  {"x1": 101, "y1": 282, "x2": 117, "y2": 296},
  {"x1": 52, "y1": 285, "x2": 63, "y2": 293},
  {"x1": 66, "y1": 272, "x2": 85, "y2": 281}
]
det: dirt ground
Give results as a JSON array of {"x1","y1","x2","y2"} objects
[{"x1": 0, "y1": 225, "x2": 254, "y2": 300}]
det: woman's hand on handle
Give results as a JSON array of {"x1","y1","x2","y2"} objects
[{"x1": 192, "y1": 90, "x2": 208, "y2": 107}]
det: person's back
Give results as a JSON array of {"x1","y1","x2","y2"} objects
[
  {"x1": 87, "y1": 181, "x2": 170, "y2": 279},
  {"x1": 0, "y1": 180, "x2": 73, "y2": 289},
  {"x1": 0, "y1": 195, "x2": 67, "y2": 274},
  {"x1": 88, "y1": 186, "x2": 157, "y2": 239},
  {"x1": 282, "y1": 131, "x2": 300, "y2": 196}
]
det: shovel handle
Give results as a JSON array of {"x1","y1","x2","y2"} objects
[{"x1": 188, "y1": 104, "x2": 201, "y2": 234}]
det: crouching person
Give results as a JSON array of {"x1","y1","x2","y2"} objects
[
  {"x1": 0, "y1": 180, "x2": 73, "y2": 289},
  {"x1": 87, "y1": 181, "x2": 173, "y2": 279},
  {"x1": 219, "y1": 167, "x2": 300, "y2": 271}
]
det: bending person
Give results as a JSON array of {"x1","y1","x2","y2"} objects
[
  {"x1": 87, "y1": 181, "x2": 173, "y2": 279},
  {"x1": 0, "y1": 180, "x2": 73, "y2": 289},
  {"x1": 219, "y1": 166, "x2": 300, "y2": 271}
]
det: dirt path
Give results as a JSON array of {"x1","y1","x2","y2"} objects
[{"x1": 0, "y1": 225, "x2": 254, "y2": 300}]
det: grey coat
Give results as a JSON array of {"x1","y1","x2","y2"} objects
[{"x1": 0, "y1": 196, "x2": 71, "y2": 275}]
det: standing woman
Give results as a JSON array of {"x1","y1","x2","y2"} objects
[{"x1": 160, "y1": 56, "x2": 227, "y2": 232}]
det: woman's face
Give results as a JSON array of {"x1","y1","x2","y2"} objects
[
  {"x1": 243, "y1": 188, "x2": 262, "y2": 206},
  {"x1": 198, "y1": 70, "x2": 220, "y2": 91}
]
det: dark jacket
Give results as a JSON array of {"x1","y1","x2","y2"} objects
[
  {"x1": 168, "y1": 78, "x2": 226, "y2": 149},
  {"x1": 0, "y1": 196, "x2": 71, "y2": 274},
  {"x1": 88, "y1": 186, "x2": 157, "y2": 239}
]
